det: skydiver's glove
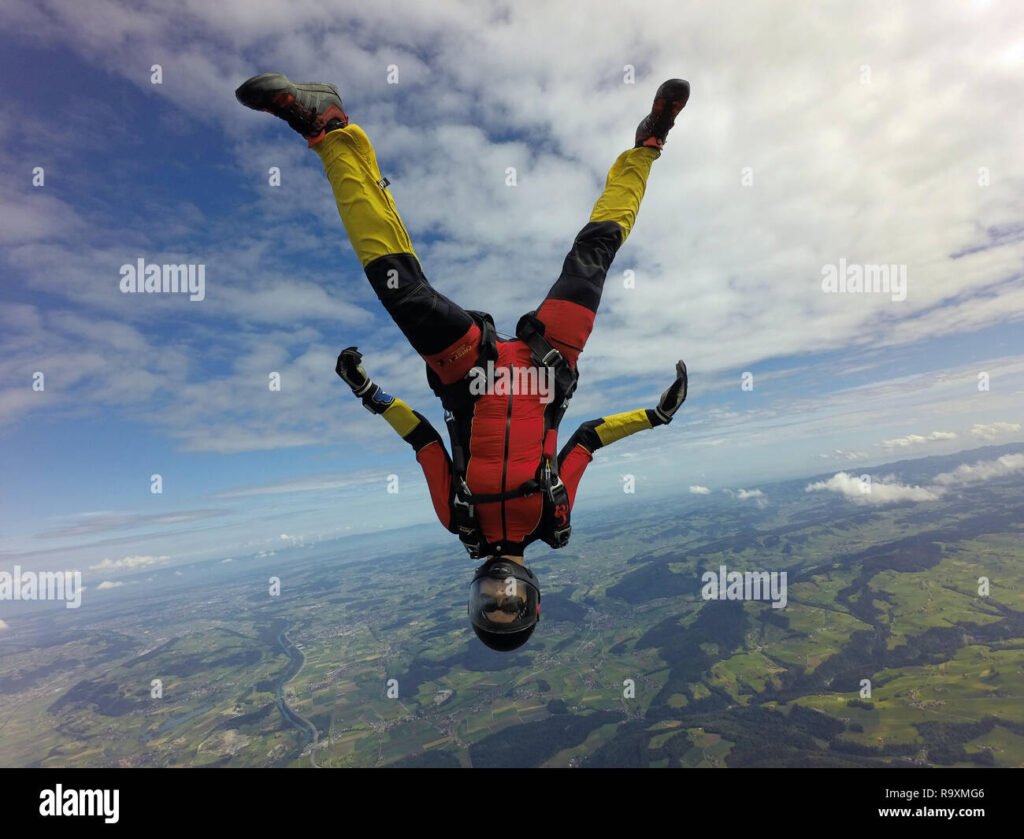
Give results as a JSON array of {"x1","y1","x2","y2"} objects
[
  {"x1": 335, "y1": 346, "x2": 373, "y2": 397},
  {"x1": 652, "y1": 360, "x2": 687, "y2": 425}
]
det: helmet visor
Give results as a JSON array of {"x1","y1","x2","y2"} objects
[{"x1": 469, "y1": 573, "x2": 539, "y2": 634}]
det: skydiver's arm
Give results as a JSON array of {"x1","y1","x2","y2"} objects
[
  {"x1": 557, "y1": 360, "x2": 688, "y2": 504},
  {"x1": 386, "y1": 403, "x2": 455, "y2": 532},
  {"x1": 557, "y1": 409, "x2": 655, "y2": 505},
  {"x1": 336, "y1": 347, "x2": 456, "y2": 532}
]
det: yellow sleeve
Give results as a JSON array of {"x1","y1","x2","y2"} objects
[
  {"x1": 381, "y1": 397, "x2": 420, "y2": 437},
  {"x1": 593, "y1": 407, "x2": 654, "y2": 447}
]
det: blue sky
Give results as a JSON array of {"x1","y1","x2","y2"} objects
[{"x1": 1, "y1": 0, "x2": 1022, "y2": 577}]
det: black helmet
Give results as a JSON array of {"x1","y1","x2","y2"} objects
[{"x1": 468, "y1": 558, "x2": 541, "y2": 651}]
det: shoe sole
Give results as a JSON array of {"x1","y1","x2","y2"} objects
[
  {"x1": 637, "y1": 79, "x2": 689, "y2": 147},
  {"x1": 651, "y1": 79, "x2": 690, "y2": 119},
  {"x1": 235, "y1": 72, "x2": 341, "y2": 110}
]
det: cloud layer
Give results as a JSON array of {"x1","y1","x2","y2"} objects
[
  {"x1": 808, "y1": 452, "x2": 1024, "y2": 505},
  {"x1": 1, "y1": 1, "x2": 1022, "y2": 565}
]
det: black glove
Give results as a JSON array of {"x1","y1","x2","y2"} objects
[
  {"x1": 335, "y1": 346, "x2": 372, "y2": 396},
  {"x1": 653, "y1": 360, "x2": 687, "y2": 424}
]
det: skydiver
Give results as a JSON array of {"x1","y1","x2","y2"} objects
[{"x1": 236, "y1": 73, "x2": 690, "y2": 651}]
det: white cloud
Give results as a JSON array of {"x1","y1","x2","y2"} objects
[
  {"x1": 0, "y1": 0, "x2": 1021, "y2": 445},
  {"x1": 36, "y1": 509, "x2": 225, "y2": 539},
  {"x1": 934, "y1": 453, "x2": 1024, "y2": 486},
  {"x1": 216, "y1": 472, "x2": 382, "y2": 498},
  {"x1": 822, "y1": 448, "x2": 869, "y2": 461},
  {"x1": 89, "y1": 555, "x2": 169, "y2": 571},
  {"x1": 883, "y1": 434, "x2": 928, "y2": 448},
  {"x1": 806, "y1": 472, "x2": 942, "y2": 504},
  {"x1": 96, "y1": 581, "x2": 124, "y2": 590},
  {"x1": 723, "y1": 487, "x2": 767, "y2": 507},
  {"x1": 970, "y1": 421, "x2": 1021, "y2": 440},
  {"x1": 0, "y1": 618, "x2": 8, "y2": 630},
  {"x1": 882, "y1": 431, "x2": 957, "y2": 449},
  {"x1": 689, "y1": 485, "x2": 711, "y2": 494}
]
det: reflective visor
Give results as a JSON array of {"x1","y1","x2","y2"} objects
[{"x1": 468, "y1": 575, "x2": 539, "y2": 634}]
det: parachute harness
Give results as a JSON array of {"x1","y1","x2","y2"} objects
[{"x1": 431, "y1": 311, "x2": 578, "y2": 559}]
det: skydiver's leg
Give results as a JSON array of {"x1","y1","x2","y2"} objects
[
  {"x1": 527, "y1": 145, "x2": 660, "y2": 368},
  {"x1": 314, "y1": 124, "x2": 480, "y2": 384}
]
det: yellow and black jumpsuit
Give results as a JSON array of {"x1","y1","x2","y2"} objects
[{"x1": 315, "y1": 123, "x2": 663, "y2": 554}]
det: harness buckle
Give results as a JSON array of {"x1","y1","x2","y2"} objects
[
  {"x1": 540, "y1": 347, "x2": 564, "y2": 368},
  {"x1": 454, "y1": 478, "x2": 474, "y2": 511},
  {"x1": 458, "y1": 530, "x2": 484, "y2": 559},
  {"x1": 539, "y1": 463, "x2": 572, "y2": 550},
  {"x1": 452, "y1": 479, "x2": 484, "y2": 558},
  {"x1": 549, "y1": 523, "x2": 572, "y2": 548}
]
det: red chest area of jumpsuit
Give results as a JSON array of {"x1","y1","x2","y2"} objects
[{"x1": 465, "y1": 339, "x2": 549, "y2": 543}]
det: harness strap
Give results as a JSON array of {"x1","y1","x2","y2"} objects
[
  {"x1": 461, "y1": 479, "x2": 541, "y2": 504},
  {"x1": 516, "y1": 313, "x2": 579, "y2": 410}
]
